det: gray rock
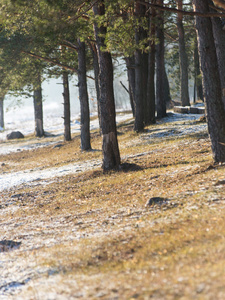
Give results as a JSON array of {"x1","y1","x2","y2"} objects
[
  {"x1": 145, "y1": 197, "x2": 168, "y2": 207},
  {"x1": 7, "y1": 131, "x2": 24, "y2": 140}
]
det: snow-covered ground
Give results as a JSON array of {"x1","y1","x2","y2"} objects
[{"x1": 0, "y1": 110, "x2": 207, "y2": 192}]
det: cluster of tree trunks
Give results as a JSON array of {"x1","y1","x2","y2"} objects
[
  {"x1": 31, "y1": 0, "x2": 225, "y2": 169},
  {"x1": 3, "y1": 0, "x2": 225, "y2": 170}
]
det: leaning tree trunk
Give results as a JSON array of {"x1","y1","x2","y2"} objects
[
  {"x1": 176, "y1": 0, "x2": 190, "y2": 107},
  {"x1": 33, "y1": 73, "x2": 44, "y2": 137},
  {"x1": 93, "y1": 1, "x2": 121, "y2": 170},
  {"x1": 193, "y1": 0, "x2": 225, "y2": 162},
  {"x1": 62, "y1": 71, "x2": 71, "y2": 141},
  {"x1": 156, "y1": 0, "x2": 166, "y2": 118},
  {"x1": 78, "y1": 39, "x2": 91, "y2": 151},
  {"x1": 0, "y1": 96, "x2": 4, "y2": 129}
]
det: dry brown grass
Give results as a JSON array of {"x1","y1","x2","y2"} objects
[{"x1": 0, "y1": 115, "x2": 225, "y2": 299}]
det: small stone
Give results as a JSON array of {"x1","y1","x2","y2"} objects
[
  {"x1": 145, "y1": 197, "x2": 167, "y2": 207},
  {"x1": 196, "y1": 283, "x2": 205, "y2": 293},
  {"x1": 7, "y1": 131, "x2": 24, "y2": 140}
]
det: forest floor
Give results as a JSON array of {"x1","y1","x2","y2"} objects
[{"x1": 0, "y1": 111, "x2": 225, "y2": 300}]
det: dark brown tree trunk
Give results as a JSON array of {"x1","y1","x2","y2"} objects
[
  {"x1": 146, "y1": 0, "x2": 156, "y2": 125},
  {"x1": 0, "y1": 96, "x2": 4, "y2": 129},
  {"x1": 156, "y1": 0, "x2": 166, "y2": 118},
  {"x1": 209, "y1": 2, "x2": 225, "y2": 109},
  {"x1": 176, "y1": 0, "x2": 190, "y2": 106},
  {"x1": 134, "y1": 1, "x2": 146, "y2": 132},
  {"x1": 62, "y1": 71, "x2": 71, "y2": 141},
  {"x1": 33, "y1": 72, "x2": 44, "y2": 137},
  {"x1": 193, "y1": 0, "x2": 225, "y2": 162},
  {"x1": 78, "y1": 39, "x2": 91, "y2": 151},
  {"x1": 90, "y1": 42, "x2": 102, "y2": 133},
  {"x1": 125, "y1": 56, "x2": 135, "y2": 116},
  {"x1": 93, "y1": 1, "x2": 121, "y2": 170}
]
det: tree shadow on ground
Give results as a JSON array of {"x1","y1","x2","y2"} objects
[{"x1": 119, "y1": 162, "x2": 143, "y2": 172}]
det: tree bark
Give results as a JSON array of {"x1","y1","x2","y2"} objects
[
  {"x1": 176, "y1": 0, "x2": 190, "y2": 106},
  {"x1": 78, "y1": 39, "x2": 91, "y2": 151},
  {"x1": 33, "y1": 72, "x2": 44, "y2": 137},
  {"x1": 0, "y1": 96, "x2": 4, "y2": 129},
  {"x1": 93, "y1": 1, "x2": 121, "y2": 170},
  {"x1": 193, "y1": 0, "x2": 225, "y2": 162},
  {"x1": 62, "y1": 71, "x2": 71, "y2": 141},
  {"x1": 156, "y1": 0, "x2": 167, "y2": 118}
]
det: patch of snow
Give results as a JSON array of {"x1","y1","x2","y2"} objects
[
  {"x1": 0, "y1": 159, "x2": 102, "y2": 192},
  {"x1": 0, "y1": 111, "x2": 206, "y2": 192}
]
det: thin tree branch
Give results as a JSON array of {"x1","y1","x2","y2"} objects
[
  {"x1": 62, "y1": 40, "x2": 78, "y2": 51},
  {"x1": 213, "y1": 0, "x2": 225, "y2": 10},
  {"x1": 21, "y1": 51, "x2": 94, "y2": 80},
  {"x1": 120, "y1": 81, "x2": 130, "y2": 94},
  {"x1": 136, "y1": 0, "x2": 225, "y2": 17},
  {"x1": 69, "y1": 0, "x2": 100, "y2": 22}
]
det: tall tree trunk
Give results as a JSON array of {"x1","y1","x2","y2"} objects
[
  {"x1": 134, "y1": 47, "x2": 144, "y2": 131},
  {"x1": 194, "y1": 38, "x2": 204, "y2": 102},
  {"x1": 62, "y1": 71, "x2": 71, "y2": 141},
  {"x1": 78, "y1": 39, "x2": 91, "y2": 151},
  {"x1": 193, "y1": 0, "x2": 225, "y2": 162},
  {"x1": 93, "y1": 1, "x2": 121, "y2": 170},
  {"x1": 146, "y1": 0, "x2": 156, "y2": 125},
  {"x1": 90, "y1": 42, "x2": 102, "y2": 133},
  {"x1": 134, "y1": 1, "x2": 146, "y2": 132},
  {"x1": 125, "y1": 56, "x2": 135, "y2": 116},
  {"x1": 0, "y1": 96, "x2": 4, "y2": 129},
  {"x1": 33, "y1": 72, "x2": 44, "y2": 137},
  {"x1": 176, "y1": 0, "x2": 190, "y2": 106},
  {"x1": 156, "y1": 0, "x2": 166, "y2": 118},
  {"x1": 209, "y1": 1, "x2": 225, "y2": 109}
]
